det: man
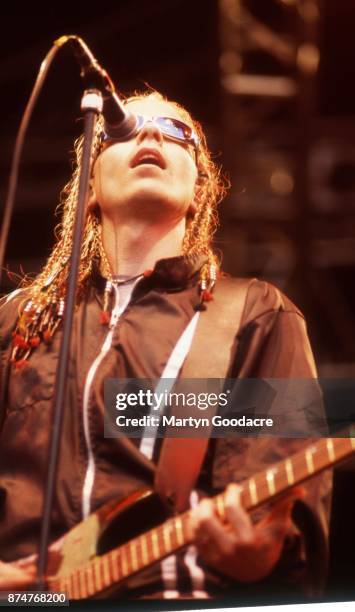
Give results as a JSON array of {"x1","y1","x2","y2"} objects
[{"x1": 0, "y1": 92, "x2": 331, "y2": 599}]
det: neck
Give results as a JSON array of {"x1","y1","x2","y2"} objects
[{"x1": 101, "y1": 215, "x2": 186, "y2": 277}]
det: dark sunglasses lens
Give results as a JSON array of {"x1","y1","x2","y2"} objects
[
  {"x1": 102, "y1": 115, "x2": 197, "y2": 148},
  {"x1": 156, "y1": 117, "x2": 193, "y2": 142}
]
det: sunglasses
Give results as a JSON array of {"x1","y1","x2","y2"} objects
[{"x1": 102, "y1": 115, "x2": 199, "y2": 161}]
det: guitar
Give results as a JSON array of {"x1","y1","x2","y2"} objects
[{"x1": 43, "y1": 432, "x2": 354, "y2": 600}]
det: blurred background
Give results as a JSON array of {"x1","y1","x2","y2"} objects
[{"x1": 1, "y1": 0, "x2": 355, "y2": 599}]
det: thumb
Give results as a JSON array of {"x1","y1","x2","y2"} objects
[
  {"x1": 259, "y1": 486, "x2": 305, "y2": 539},
  {"x1": 271, "y1": 486, "x2": 305, "y2": 519}
]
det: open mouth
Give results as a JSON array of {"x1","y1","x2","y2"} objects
[
  {"x1": 131, "y1": 148, "x2": 166, "y2": 170},
  {"x1": 137, "y1": 156, "x2": 162, "y2": 167}
]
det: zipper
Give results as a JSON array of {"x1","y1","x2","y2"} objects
[{"x1": 81, "y1": 283, "x2": 129, "y2": 519}]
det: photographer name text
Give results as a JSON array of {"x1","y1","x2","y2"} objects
[{"x1": 115, "y1": 414, "x2": 274, "y2": 429}]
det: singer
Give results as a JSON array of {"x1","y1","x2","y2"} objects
[{"x1": 0, "y1": 90, "x2": 331, "y2": 601}]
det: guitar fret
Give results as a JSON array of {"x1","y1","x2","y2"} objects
[
  {"x1": 78, "y1": 569, "x2": 87, "y2": 598},
  {"x1": 62, "y1": 577, "x2": 70, "y2": 598},
  {"x1": 102, "y1": 555, "x2": 111, "y2": 587},
  {"x1": 86, "y1": 568, "x2": 92, "y2": 597},
  {"x1": 69, "y1": 571, "x2": 74, "y2": 600},
  {"x1": 157, "y1": 525, "x2": 167, "y2": 557},
  {"x1": 62, "y1": 578, "x2": 67, "y2": 594},
  {"x1": 285, "y1": 459, "x2": 294, "y2": 485},
  {"x1": 136, "y1": 538, "x2": 144, "y2": 570},
  {"x1": 249, "y1": 478, "x2": 258, "y2": 506},
  {"x1": 335, "y1": 437, "x2": 355, "y2": 460},
  {"x1": 86, "y1": 565, "x2": 95, "y2": 596},
  {"x1": 100, "y1": 557, "x2": 106, "y2": 588},
  {"x1": 111, "y1": 550, "x2": 120, "y2": 583},
  {"x1": 81, "y1": 569, "x2": 87, "y2": 598},
  {"x1": 175, "y1": 517, "x2": 184, "y2": 546},
  {"x1": 172, "y1": 521, "x2": 181, "y2": 549},
  {"x1": 326, "y1": 439, "x2": 335, "y2": 463},
  {"x1": 151, "y1": 530, "x2": 160, "y2": 559},
  {"x1": 66, "y1": 576, "x2": 72, "y2": 598},
  {"x1": 121, "y1": 546, "x2": 129, "y2": 577},
  {"x1": 94, "y1": 559, "x2": 103, "y2": 592},
  {"x1": 77, "y1": 569, "x2": 83, "y2": 599},
  {"x1": 72, "y1": 570, "x2": 80, "y2": 600},
  {"x1": 305, "y1": 447, "x2": 316, "y2": 474},
  {"x1": 53, "y1": 579, "x2": 60, "y2": 593},
  {"x1": 163, "y1": 522, "x2": 172, "y2": 552},
  {"x1": 140, "y1": 534, "x2": 149, "y2": 566},
  {"x1": 130, "y1": 541, "x2": 139, "y2": 572},
  {"x1": 266, "y1": 469, "x2": 276, "y2": 495}
]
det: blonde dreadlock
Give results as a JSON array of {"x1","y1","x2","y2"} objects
[{"x1": 10, "y1": 91, "x2": 228, "y2": 366}]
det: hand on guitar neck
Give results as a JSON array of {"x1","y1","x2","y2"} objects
[
  {"x1": 0, "y1": 486, "x2": 303, "y2": 593},
  {"x1": 189, "y1": 483, "x2": 305, "y2": 583}
]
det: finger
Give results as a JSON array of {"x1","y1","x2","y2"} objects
[
  {"x1": 0, "y1": 562, "x2": 36, "y2": 590},
  {"x1": 223, "y1": 483, "x2": 254, "y2": 544},
  {"x1": 191, "y1": 499, "x2": 236, "y2": 559},
  {"x1": 189, "y1": 498, "x2": 216, "y2": 537},
  {"x1": 12, "y1": 554, "x2": 37, "y2": 569}
]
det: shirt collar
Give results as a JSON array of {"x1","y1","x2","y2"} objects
[
  {"x1": 152, "y1": 253, "x2": 207, "y2": 287},
  {"x1": 92, "y1": 252, "x2": 207, "y2": 291}
]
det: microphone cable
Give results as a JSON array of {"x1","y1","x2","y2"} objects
[
  {"x1": 0, "y1": 34, "x2": 132, "y2": 289},
  {"x1": 0, "y1": 37, "x2": 69, "y2": 288}
]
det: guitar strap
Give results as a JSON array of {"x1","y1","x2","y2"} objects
[{"x1": 155, "y1": 277, "x2": 254, "y2": 512}]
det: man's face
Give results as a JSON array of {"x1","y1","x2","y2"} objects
[{"x1": 91, "y1": 97, "x2": 198, "y2": 222}]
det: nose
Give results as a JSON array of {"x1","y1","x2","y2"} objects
[{"x1": 136, "y1": 120, "x2": 164, "y2": 146}]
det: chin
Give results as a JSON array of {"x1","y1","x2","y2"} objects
[{"x1": 130, "y1": 190, "x2": 188, "y2": 218}]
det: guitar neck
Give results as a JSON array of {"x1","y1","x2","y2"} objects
[
  {"x1": 236, "y1": 434, "x2": 354, "y2": 512},
  {"x1": 50, "y1": 432, "x2": 355, "y2": 599}
]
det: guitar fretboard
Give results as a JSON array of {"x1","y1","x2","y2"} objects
[
  {"x1": 50, "y1": 512, "x2": 190, "y2": 598},
  {"x1": 49, "y1": 433, "x2": 355, "y2": 599}
]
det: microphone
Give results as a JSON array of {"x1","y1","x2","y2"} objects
[
  {"x1": 58, "y1": 35, "x2": 138, "y2": 139},
  {"x1": 102, "y1": 90, "x2": 138, "y2": 140}
]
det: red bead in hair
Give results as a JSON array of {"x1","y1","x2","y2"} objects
[
  {"x1": 12, "y1": 334, "x2": 29, "y2": 349},
  {"x1": 143, "y1": 269, "x2": 154, "y2": 278},
  {"x1": 14, "y1": 359, "x2": 29, "y2": 370},
  {"x1": 100, "y1": 311, "x2": 110, "y2": 325},
  {"x1": 201, "y1": 289, "x2": 214, "y2": 302},
  {"x1": 43, "y1": 330, "x2": 52, "y2": 343}
]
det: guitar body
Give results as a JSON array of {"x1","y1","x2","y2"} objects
[
  {"x1": 97, "y1": 489, "x2": 170, "y2": 556},
  {"x1": 47, "y1": 489, "x2": 170, "y2": 597}
]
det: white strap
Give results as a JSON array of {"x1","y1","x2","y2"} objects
[{"x1": 139, "y1": 311, "x2": 200, "y2": 460}]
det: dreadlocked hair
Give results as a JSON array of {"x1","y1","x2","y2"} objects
[{"x1": 10, "y1": 90, "x2": 228, "y2": 366}]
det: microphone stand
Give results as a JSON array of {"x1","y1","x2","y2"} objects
[{"x1": 36, "y1": 88, "x2": 103, "y2": 590}]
